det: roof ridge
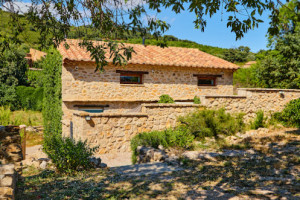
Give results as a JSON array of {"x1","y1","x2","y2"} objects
[{"x1": 58, "y1": 39, "x2": 239, "y2": 70}]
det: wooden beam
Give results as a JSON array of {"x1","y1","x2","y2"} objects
[
  {"x1": 116, "y1": 70, "x2": 149, "y2": 74},
  {"x1": 74, "y1": 105, "x2": 109, "y2": 108},
  {"x1": 193, "y1": 74, "x2": 223, "y2": 78}
]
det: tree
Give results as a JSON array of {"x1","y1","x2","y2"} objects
[
  {"x1": 0, "y1": 0, "x2": 285, "y2": 71},
  {"x1": 254, "y1": 0, "x2": 300, "y2": 89},
  {"x1": 256, "y1": 31, "x2": 300, "y2": 89},
  {"x1": 0, "y1": 42, "x2": 28, "y2": 108},
  {"x1": 224, "y1": 46, "x2": 252, "y2": 63}
]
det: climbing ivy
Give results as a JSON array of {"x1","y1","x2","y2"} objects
[{"x1": 41, "y1": 47, "x2": 62, "y2": 138}]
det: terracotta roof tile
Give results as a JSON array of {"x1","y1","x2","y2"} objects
[{"x1": 58, "y1": 39, "x2": 239, "y2": 70}]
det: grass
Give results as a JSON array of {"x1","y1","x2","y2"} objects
[
  {"x1": 16, "y1": 128, "x2": 300, "y2": 199},
  {"x1": 24, "y1": 131, "x2": 43, "y2": 147},
  {"x1": 0, "y1": 107, "x2": 43, "y2": 126}
]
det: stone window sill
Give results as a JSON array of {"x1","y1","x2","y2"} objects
[
  {"x1": 120, "y1": 84, "x2": 146, "y2": 87},
  {"x1": 198, "y1": 86, "x2": 218, "y2": 89}
]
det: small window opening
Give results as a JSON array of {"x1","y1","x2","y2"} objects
[
  {"x1": 120, "y1": 73, "x2": 143, "y2": 84},
  {"x1": 198, "y1": 77, "x2": 216, "y2": 86}
]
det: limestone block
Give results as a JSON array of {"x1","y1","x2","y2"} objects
[{"x1": 0, "y1": 176, "x2": 13, "y2": 187}]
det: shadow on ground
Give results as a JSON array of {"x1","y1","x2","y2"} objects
[{"x1": 16, "y1": 129, "x2": 300, "y2": 200}]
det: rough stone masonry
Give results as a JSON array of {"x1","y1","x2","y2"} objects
[{"x1": 0, "y1": 126, "x2": 23, "y2": 200}]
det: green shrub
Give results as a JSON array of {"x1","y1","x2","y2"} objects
[
  {"x1": 158, "y1": 94, "x2": 174, "y2": 103},
  {"x1": 177, "y1": 108, "x2": 245, "y2": 140},
  {"x1": 15, "y1": 86, "x2": 44, "y2": 111},
  {"x1": 250, "y1": 110, "x2": 266, "y2": 130},
  {"x1": 131, "y1": 128, "x2": 194, "y2": 163},
  {"x1": 193, "y1": 96, "x2": 201, "y2": 104},
  {"x1": 43, "y1": 135, "x2": 98, "y2": 173},
  {"x1": 281, "y1": 99, "x2": 300, "y2": 128},
  {"x1": 268, "y1": 112, "x2": 283, "y2": 126},
  {"x1": 26, "y1": 70, "x2": 44, "y2": 87}
]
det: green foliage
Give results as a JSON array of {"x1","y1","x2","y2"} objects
[
  {"x1": 256, "y1": 0, "x2": 300, "y2": 89},
  {"x1": 0, "y1": 85, "x2": 17, "y2": 109},
  {"x1": 177, "y1": 109, "x2": 245, "y2": 140},
  {"x1": 158, "y1": 94, "x2": 174, "y2": 103},
  {"x1": 250, "y1": 110, "x2": 266, "y2": 130},
  {"x1": 233, "y1": 65, "x2": 261, "y2": 88},
  {"x1": 15, "y1": 86, "x2": 44, "y2": 111},
  {"x1": 131, "y1": 128, "x2": 194, "y2": 163},
  {"x1": 281, "y1": 99, "x2": 300, "y2": 128},
  {"x1": 43, "y1": 135, "x2": 98, "y2": 173},
  {"x1": 26, "y1": 70, "x2": 44, "y2": 87},
  {"x1": 0, "y1": 107, "x2": 12, "y2": 126},
  {"x1": 0, "y1": 42, "x2": 28, "y2": 109},
  {"x1": 41, "y1": 47, "x2": 62, "y2": 136},
  {"x1": 193, "y1": 96, "x2": 201, "y2": 104},
  {"x1": 224, "y1": 46, "x2": 254, "y2": 63},
  {"x1": 0, "y1": 107, "x2": 42, "y2": 126}
]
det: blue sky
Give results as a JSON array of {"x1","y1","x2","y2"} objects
[{"x1": 155, "y1": 7, "x2": 272, "y2": 53}]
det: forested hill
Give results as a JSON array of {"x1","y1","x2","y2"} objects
[{"x1": 0, "y1": 9, "x2": 228, "y2": 59}]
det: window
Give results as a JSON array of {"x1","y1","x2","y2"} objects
[
  {"x1": 197, "y1": 77, "x2": 216, "y2": 86},
  {"x1": 193, "y1": 74, "x2": 221, "y2": 86},
  {"x1": 75, "y1": 105, "x2": 108, "y2": 113},
  {"x1": 120, "y1": 73, "x2": 143, "y2": 84},
  {"x1": 116, "y1": 70, "x2": 148, "y2": 84},
  {"x1": 80, "y1": 108, "x2": 104, "y2": 113}
]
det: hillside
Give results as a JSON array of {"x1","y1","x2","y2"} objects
[{"x1": 0, "y1": 9, "x2": 227, "y2": 58}]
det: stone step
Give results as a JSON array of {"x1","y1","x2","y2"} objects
[{"x1": 111, "y1": 162, "x2": 183, "y2": 177}]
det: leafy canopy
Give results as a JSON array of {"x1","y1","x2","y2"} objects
[{"x1": 1, "y1": 0, "x2": 284, "y2": 71}]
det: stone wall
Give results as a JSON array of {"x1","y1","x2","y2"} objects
[
  {"x1": 62, "y1": 63, "x2": 234, "y2": 102},
  {"x1": 201, "y1": 88, "x2": 300, "y2": 120},
  {"x1": 71, "y1": 104, "x2": 204, "y2": 154},
  {"x1": 0, "y1": 126, "x2": 23, "y2": 200},
  {"x1": 62, "y1": 63, "x2": 234, "y2": 137}
]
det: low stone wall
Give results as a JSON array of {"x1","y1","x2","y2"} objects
[
  {"x1": 72, "y1": 104, "x2": 204, "y2": 154},
  {"x1": 0, "y1": 164, "x2": 17, "y2": 200},
  {"x1": 201, "y1": 88, "x2": 300, "y2": 120},
  {"x1": 0, "y1": 126, "x2": 23, "y2": 200}
]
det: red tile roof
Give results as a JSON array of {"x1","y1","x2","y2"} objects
[{"x1": 58, "y1": 39, "x2": 239, "y2": 70}]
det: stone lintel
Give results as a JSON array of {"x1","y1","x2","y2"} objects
[
  {"x1": 73, "y1": 111, "x2": 148, "y2": 118},
  {"x1": 142, "y1": 103, "x2": 205, "y2": 108},
  {"x1": 203, "y1": 95, "x2": 247, "y2": 98},
  {"x1": 238, "y1": 88, "x2": 300, "y2": 93}
]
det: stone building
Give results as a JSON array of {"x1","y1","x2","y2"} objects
[
  {"x1": 27, "y1": 39, "x2": 241, "y2": 153},
  {"x1": 26, "y1": 39, "x2": 300, "y2": 154},
  {"x1": 56, "y1": 39, "x2": 239, "y2": 137}
]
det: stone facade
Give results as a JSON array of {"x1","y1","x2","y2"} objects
[
  {"x1": 62, "y1": 63, "x2": 234, "y2": 102},
  {"x1": 62, "y1": 62, "x2": 234, "y2": 137},
  {"x1": 0, "y1": 126, "x2": 23, "y2": 200},
  {"x1": 71, "y1": 104, "x2": 204, "y2": 154},
  {"x1": 201, "y1": 88, "x2": 300, "y2": 120}
]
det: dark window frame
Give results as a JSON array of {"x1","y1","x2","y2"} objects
[
  {"x1": 197, "y1": 77, "x2": 216, "y2": 86},
  {"x1": 120, "y1": 73, "x2": 143, "y2": 84}
]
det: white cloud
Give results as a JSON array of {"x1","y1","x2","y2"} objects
[
  {"x1": 105, "y1": 0, "x2": 146, "y2": 10},
  {"x1": 1, "y1": 1, "x2": 33, "y2": 14}
]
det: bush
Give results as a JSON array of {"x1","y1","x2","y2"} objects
[
  {"x1": 250, "y1": 110, "x2": 266, "y2": 130},
  {"x1": 281, "y1": 99, "x2": 300, "y2": 128},
  {"x1": 16, "y1": 86, "x2": 44, "y2": 111},
  {"x1": 131, "y1": 128, "x2": 194, "y2": 163},
  {"x1": 193, "y1": 96, "x2": 201, "y2": 104},
  {"x1": 43, "y1": 135, "x2": 98, "y2": 173},
  {"x1": 158, "y1": 94, "x2": 174, "y2": 103},
  {"x1": 177, "y1": 108, "x2": 245, "y2": 140}
]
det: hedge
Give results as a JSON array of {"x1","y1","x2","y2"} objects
[{"x1": 15, "y1": 86, "x2": 44, "y2": 111}]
